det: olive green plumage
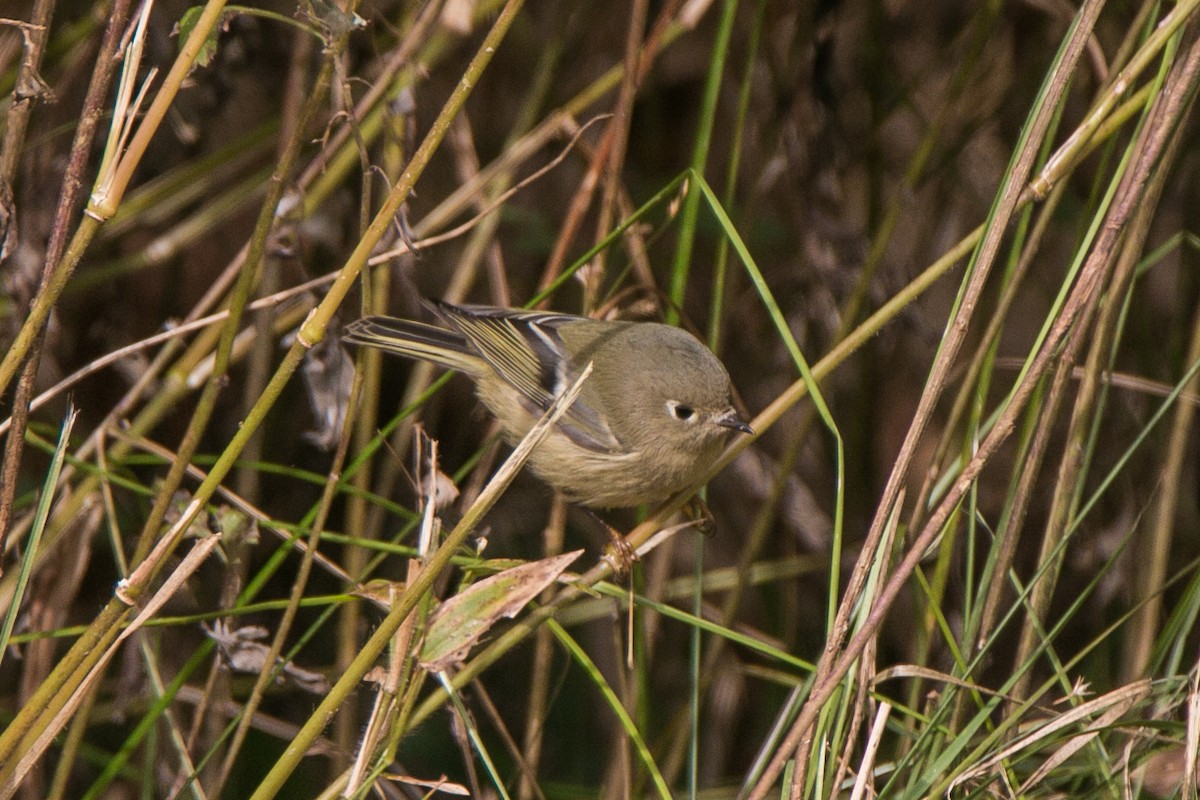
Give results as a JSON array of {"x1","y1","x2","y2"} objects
[{"x1": 343, "y1": 301, "x2": 751, "y2": 508}]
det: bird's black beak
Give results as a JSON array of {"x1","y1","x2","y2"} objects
[{"x1": 714, "y1": 408, "x2": 754, "y2": 435}]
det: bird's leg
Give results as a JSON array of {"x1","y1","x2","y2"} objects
[
  {"x1": 683, "y1": 495, "x2": 716, "y2": 535},
  {"x1": 583, "y1": 509, "x2": 637, "y2": 577}
]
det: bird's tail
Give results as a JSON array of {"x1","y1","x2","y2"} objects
[{"x1": 342, "y1": 315, "x2": 481, "y2": 374}]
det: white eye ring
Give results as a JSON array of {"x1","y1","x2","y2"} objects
[{"x1": 666, "y1": 401, "x2": 696, "y2": 422}]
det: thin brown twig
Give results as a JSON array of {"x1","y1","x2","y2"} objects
[
  {"x1": 534, "y1": 0, "x2": 685, "y2": 301},
  {"x1": 0, "y1": 0, "x2": 132, "y2": 561},
  {"x1": 587, "y1": 0, "x2": 648, "y2": 312}
]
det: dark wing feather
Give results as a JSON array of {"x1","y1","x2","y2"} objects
[
  {"x1": 342, "y1": 316, "x2": 480, "y2": 373},
  {"x1": 430, "y1": 301, "x2": 622, "y2": 452}
]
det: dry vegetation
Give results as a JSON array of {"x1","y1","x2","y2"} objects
[{"x1": 2, "y1": 0, "x2": 1200, "y2": 798}]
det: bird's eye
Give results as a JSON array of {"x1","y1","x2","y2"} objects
[{"x1": 667, "y1": 401, "x2": 696, "y2": 421}]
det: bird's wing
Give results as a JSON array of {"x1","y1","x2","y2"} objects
[
  {"x1": 431, "y1": 301, "x2": 623, "y2": 453},
  {"x1": 342, "y1": 316, "x2": 480, "y2": 372}
]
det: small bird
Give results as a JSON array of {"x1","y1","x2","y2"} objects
[{"x1": 343, "y1": 301, "x2": 752, "y2": 508}]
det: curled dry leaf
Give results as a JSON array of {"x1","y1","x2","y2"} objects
[
  {"x1": 363, "y1": 665, "x2": 388, "y2": 686},
  {"x1": 204, "y1": 620, "x2": 329, "y2": 695},
  {"x1": 300, "y1": 331, "x2": 354, "y2": 450},
  {"x1": 351, "y1": 578, "x2": 407, "y2": 609},
  {"x1": 389, "y1": 774, "x2": 470, "y2": 795},
  {"x1": 422, "y1": 467, "x2": 460, "y2": 512},
  {"x1": 162, "y1": 489, "x2": 214, "y2": 540}
]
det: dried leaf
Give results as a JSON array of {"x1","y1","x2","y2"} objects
[
  {"x1": 162, "y1": 489, "x2": 212, "y2": 539},
  {"x1": 352, "y1": 579, "x2": 407, "y2": 609},
  {"x1": 388, "y1": 774, "x2": 470, "y2": 795},
  {"x1": 419, "y1": 551, "x2": 582, "y2": 671},
  {"x1": 204, "y1": 621, "x2": 329, "y2": 694},
  {"x1": 422, "y1": 467, "x2": 460, "y2": 512},
  {"x1": 300, "y1": 332, "x2": 354, "y2": 450}
]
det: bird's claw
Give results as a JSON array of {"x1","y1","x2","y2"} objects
[
  {"x1": 601, "y1": 530, "x2": 637, "y2": 577},
  {"x1": 685, "y1": 496, "x2": 716, "y2": 535}
]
